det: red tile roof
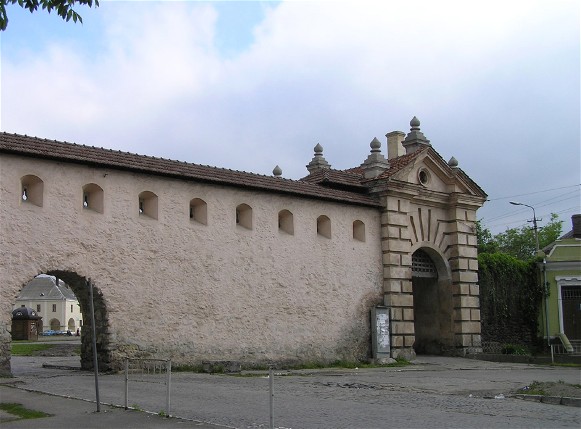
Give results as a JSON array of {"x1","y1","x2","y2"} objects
[{"x1": 0, "y1": 132, "x2": 382, "y2": 207}]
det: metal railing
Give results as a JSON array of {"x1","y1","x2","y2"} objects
[{"x1": 124, "y1": 358, "x2": 171, "y2": 416}]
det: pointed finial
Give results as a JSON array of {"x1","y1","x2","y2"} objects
[
  {"x1": 273, "y1": 165, "x2": 282, "y2": 177},
  {"x1": 370, "y1": 137, "x2": 381, "y2": 153},
  {"x1": 410, "y1": 116, "x2": 420, "y2": 129},
  {"x1": 306, "y1": 143, "x2": 331, "y2": 173},
  {"x1": 448, "y1": 156, "x2": 458, "y2": 168},
  {"x1": 402, "y1": 116, "x2": 430, "y2": 154}
]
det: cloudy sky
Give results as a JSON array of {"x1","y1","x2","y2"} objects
[{"x1": 1, "y1": 0, "x2": 579, "y2": 234}]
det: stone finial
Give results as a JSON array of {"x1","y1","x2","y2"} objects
[
  {"x1": 448, "y1": 156, "x2": 458, "y2": 168},
  {"x1": 273, "y1": 165, "x2": 282, "y2": 177},
  {"x1": 360, "y1": 137, "x2": 389, "y2": 178},
  {"x1": 402, "y1": 116, "x2": 431, "y2": 154},
  {"x1": 306, "y1": 143, "x2": 331, "y2": 173}
]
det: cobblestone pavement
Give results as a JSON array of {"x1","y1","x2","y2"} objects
[{"x1": 4, "y1": 355, "x2": 581, "y2": 428}]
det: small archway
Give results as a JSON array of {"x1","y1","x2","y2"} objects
[
  {"x1": 411, "y1": 247, "x2": 454, "y2": 355},
  {"x1": 49, "y1": 318, "x2": 61, "y2": 331}
]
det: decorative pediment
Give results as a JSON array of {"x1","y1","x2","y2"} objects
[{"x1": 386, "y1": 147, "x2": 487, "y2": 199}]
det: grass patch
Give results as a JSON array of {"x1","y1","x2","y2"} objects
[
  {"x1": 0, "y1": 403, "x2": 52, "y2": 420},
  {"x1": 11, "y1": 343, "x2": 54, "y2": 356},
  {"x1": 519, "y1": 381, "x2": 547, "y2": 396}
]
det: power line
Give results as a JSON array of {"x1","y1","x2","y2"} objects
[{"x1": 486, "y1": 184, "x2": 580, "y2": 202}]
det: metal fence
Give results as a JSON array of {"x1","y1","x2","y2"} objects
[{"x1": 124, "y1": 358, "x2": 171, "y2": 416}]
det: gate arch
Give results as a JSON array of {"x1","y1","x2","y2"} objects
[
  {"x1": 6, "y1": 271, "x2": 112, "y2": 373},
  {"x1": 44, "y1": 270, "x2": 112, "y2": 371},
  {"x1": 411, "y1": 246, "x2": 454, "y2": 355}
]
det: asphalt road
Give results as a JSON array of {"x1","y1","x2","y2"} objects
[{"x1": 4, "y1": 355, "x2": 581, "y2": 428}]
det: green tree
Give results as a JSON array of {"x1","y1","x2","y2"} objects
[
  {"x1": 0, "y1": 0, "x2": 99, "y2": 31},
  {"x1": 478, "y1": 213, "x2": 563, "y2": 260}
]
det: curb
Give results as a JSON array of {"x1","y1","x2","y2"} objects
[{"x1": 512, "y1": 394, "x2": 581, "y2": 407}]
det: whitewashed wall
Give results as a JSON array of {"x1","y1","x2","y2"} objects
[{"x1": 1, "y1": 154, "x2": 383, "y2": 369}]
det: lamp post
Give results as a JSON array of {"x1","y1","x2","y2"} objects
[{"x1": 509, "y1": 201, "x2": 540, "y2": 253}]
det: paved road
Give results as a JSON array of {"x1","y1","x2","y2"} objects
[{"x1": 4, "y1": 355, "x2": 581, "y2": 428}]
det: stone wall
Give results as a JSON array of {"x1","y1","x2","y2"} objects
[{"x1": 0, "y1": 154, "x2": 383, "y2": 374}]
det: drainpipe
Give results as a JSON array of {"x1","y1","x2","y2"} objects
[{"x1": 543, "y1": 258, "x2": 550, "y2": 347}]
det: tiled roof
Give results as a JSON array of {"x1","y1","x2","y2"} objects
[
  {"x1": 16, "y1": 275, "x2": 77, "y2": 301},
  {"x1": 300, "y1": 168, "x2": 366, "y2": 189},
  {"x1": 0, "y1": 132, "x2": 381, "y2": 208}
]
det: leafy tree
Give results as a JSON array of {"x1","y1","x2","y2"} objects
[
  {"x1": 0, "y1": 0, "x2": 99, "y2": 31},
  {"x1": 477, "y1": 213, "x2": 563, "y2": 260}
]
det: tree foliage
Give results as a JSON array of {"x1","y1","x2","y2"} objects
[
  {"x1": 478, "y1": 252, "x2": 543, "y2": 349},
  {"x1": 477, "y1": 213, "x2": 563, "y2": 260},
  {"x1": 0, "y1": 0, "x2": 99, "y2": 31}
]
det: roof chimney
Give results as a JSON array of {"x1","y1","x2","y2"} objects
[
  {"x1": 402, "y1": 116, "x2": 431, "y2": 154},
  {"x1": 572, "y1": 214, "x2": 581, "y2": 238},
  {"x1": 386, "y1": 131, "x2": 405, "y2": 159}
]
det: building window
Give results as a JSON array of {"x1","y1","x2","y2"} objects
[
  {"x1": 236, "y1": 204, "x2": 252, "y2": 230},
  {"x1": 138, "y1": 191, "x2": 158, "y2": 219},
  {"x1": 317, "y1": 215, "x2": 331, "y2": 239},
  {"x1": 418, "y1": 168, "x2": 430, "y2": 186},
  {"x1": 278, "y1": 210, "x2": 294, "y2": 235},
  {"x1": 20, "y1": 304, "x2": 25, "y2": 308},
  {"x1": 82, "y1": 183, "x2": 104, "y2": 213},
  {"x1": 52, "y1": 304, "x2": 57, "y2": 312},
  {"x1": 37, "y1": 304, "x2": 41, "y2": 312},
  {"x1": 189, "y1": 198, "x2": 208, "y2": 225},
  {"x1": 20, "y1": 175, "x2": 44, "y2": 207},
  {"x1": 71, "y1": 304, "x2": 73, "y2": 312},
  {"x1": 353, "y1": 220, "x2": 366, "y2": 242}
]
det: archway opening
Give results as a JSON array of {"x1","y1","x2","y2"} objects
[
  {"x1": 10, "y1": 271, "x2": 111, "y2": 372},
  {"x1": 412, "y1": 248, "x2": 454, "y2": 355}
]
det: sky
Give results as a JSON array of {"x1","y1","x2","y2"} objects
[{"x1": 1, "y1": 0, "x2": 579, "y2": 235}]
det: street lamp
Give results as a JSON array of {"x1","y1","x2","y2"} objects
[{"x1": 509, "y1": 201, "x2": 540, "y2": 253}]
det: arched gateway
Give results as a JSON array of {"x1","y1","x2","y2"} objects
[{"x1": 0, "y1": 118, "x2": 486, "y2": 375}]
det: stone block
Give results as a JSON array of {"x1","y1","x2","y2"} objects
[
  {"x1": 449, "y1": 258, "x2": 468, "y2": 271},
  {"x1": 400, "y1": 254, "x2": 412, "y2": 267},
  {"x1": 382, "y1": 238, "x2": 411, "y2": 253},
  {"x1": 390, "y1": 307, "x2": 402, "y2": 320},
  {"x1": 391, "y1": 335, "x2": 404, "y2": 347},
  {"x1": 383, "y1": 265, "x2": 410, "y2": 280},
  {"x1": 455, "y1": 308, "x2": 471, "y2": 321},
  {"x1": 383, "y1": 280, "x2": 401, "y2": 293},
  {"x1": 382, "y1": 252, "x2": 401, "y2": 266},
  {"x1": 467, "y1": 234, "x2": 478, "y2": 246},
  {"x1": 470, "y1": 309, "x2": 481, "y2": 321},
  {"x1": 468, "y1": 258, "x2": 479, "y2": 271},
  {"x1": 401, "y1": 280, "x2": 413, "y2": 293},
  {"x1": 387, "y1": 225, "x2": 400, "y2": 238},
  {"x1": 458, "y1": 321, "x2": 481, "y2": 334},
  {"x1": 469, "y1": 284, "x2": 480, "y2": 296},
  {"x1": 403, "y1": 308, "x2": 414, "y2": 321},
  {"x1": 454, "y1": 271, "x2": 478, "y2": 283},
  {"x1": 384, "y1": 293, "x2": 414, "y2": 307},
  {"x1": 391, "y1": 321, "x2": 415, "y2": 335},
  {"x1": 463, "y1": 296, "x2": 480, "y2": 308},
  {"x1": 386, "y1": 212, "x2": 408, "y2": 226},
  {"x1": 404, "y1": 335, "x2": 416, "y2": 347}
]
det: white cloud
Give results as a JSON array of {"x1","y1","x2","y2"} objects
[{"x1": 2, "y1": 0, "x2": 579, "y2": 232}]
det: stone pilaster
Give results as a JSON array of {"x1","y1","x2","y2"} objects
[
  {"x1": 381, "y1": 196, "x2": 415, "y2": 360},
  {"x1": 448, "y1": 209, "x2": 482, "y2": 354}
]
